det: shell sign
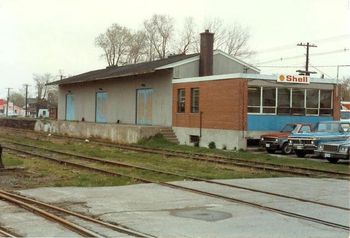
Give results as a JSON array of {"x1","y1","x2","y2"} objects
[{"x1": 277, "y1": 74, "x2": 310, "y2": 84}]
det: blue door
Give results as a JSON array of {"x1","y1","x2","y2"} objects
[
  {"x1": 66, "y1": 94, "x2": 75, "y2": 121},
  {"x1": 96, "y1": 92, "x2": 108, "y2": 123},
  {"x1": 136, "y1": 88, "x2": 153, "y2": 125}
]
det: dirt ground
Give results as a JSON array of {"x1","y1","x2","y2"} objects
[{"x1": 0, "y1": 167, "x2": 62, "y2": 190}]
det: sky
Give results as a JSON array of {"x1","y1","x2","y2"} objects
[{"x1": 0, "y1": 0, "x2": 349, "y2": 98}]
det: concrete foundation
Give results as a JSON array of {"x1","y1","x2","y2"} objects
[
  {"x1": 35, "y1": 120, "x2": 162, "y2": 144},
  {"x1": 7, "y1": 178, "x2": 349, "y2": 238},
  {"x1": 173, "y1": 127, "x2": 247, "y2": 150}
]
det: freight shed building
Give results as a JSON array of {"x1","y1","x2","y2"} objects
[{"x1": 46, "y1": 31, "x2": 339, "y2": 150}]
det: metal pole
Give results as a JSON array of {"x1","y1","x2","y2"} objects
[
  {"x1": 199, "y1": 111, "x2": 203, "y2": 138},
  {"x1": 24, "y1": 84, "x2": 29, "y2": 117},
  {"x1": 5, "y1": 88, "x2": 11, "y2": 117}
]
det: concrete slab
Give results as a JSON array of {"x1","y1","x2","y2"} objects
[
  {"x1": 0, "y1": 200, "x2": 81, "y2": 237},
  {"x1": 14, "y1": 177, "x2": 349, "y2": 238}
]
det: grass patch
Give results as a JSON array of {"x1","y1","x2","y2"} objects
[{"x1": 137, "y1": 134, "x2": 350, "y2": 174}]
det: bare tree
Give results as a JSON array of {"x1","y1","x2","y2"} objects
[
  {"x1": 127, "y1": 30, "x2": 148, "y2": 64},
  {"x1": 9, "y1": 91, "x2": 25, "y2": 108},
  {"x1": 340, "y1": 77, "x2": 350, "y2": 101},
  {"x1": 33, "y1": 73, "x2": 56, "y2": 116},
  {"x1": 200, "y1": 18, "x2": 253, "y2": 57},
  {"x1": 33, "y1": 73, "x2": 54, "y2": 100},
  {"x1": 176, "y1": 17, "x2": 197, "y2": 54},
  {"x1": 95, "y1": 24, "x2": 132, "y2": 66},
  {"x1": 144, "y1": 14, "x2": 174, "y2": 60}
]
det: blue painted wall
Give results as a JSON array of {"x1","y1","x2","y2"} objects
[
  {"x1": 65, "y1": 94, "x2": 75, "y2": 121},
  {"x1": 248, "y1": 115, "x2": 333, "y2": 131},
  {"x1": 96, "y1": 92, "x2": 108, "y2": 123}
]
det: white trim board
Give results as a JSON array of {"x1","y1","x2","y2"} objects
[{"x1": 172, "y1": 73, "x2": 337, "y2": 84}]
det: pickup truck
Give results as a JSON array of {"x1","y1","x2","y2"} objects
[
  {"x1": 315, "y1": 138, "x2": 350, "y2": 163},
  {"x1": 288, "y1": 121, "x2": 350, "y2": 158},
  {"x1": 260, "y1": 123, "x2": 313, "y2": 154}
]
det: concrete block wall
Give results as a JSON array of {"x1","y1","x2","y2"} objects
[{"x1": 35, "y1": 120, "x2": 162, "y2": 144}]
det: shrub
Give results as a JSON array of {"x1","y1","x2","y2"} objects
[
  {"x1": 208, "y1": 141, "x2": 216, "y2": 149},
  {"x1": 222, "y1": 145, "x2": 227, "y2": 150}
]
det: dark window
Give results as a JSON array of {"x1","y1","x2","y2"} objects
[
  {"x1": 191, "y1": 88, "x2": 199, "y2": 113},
  {"x1": 190, "y1": 135, "x2": 200, "y2": 143},
  {"x1": 292, "y1": 89, "x2": 305, "y2": 115},
  {"x1": 277, "y1": 88, "x2": 290, "y2": 114},
  {"x1": 262, "y1": 87, "x2": 276, "y2": 113},
  {"x1": 306, "y1": 89, "x2": 319, "y2": 115},
  {"x1": 177, "y1": 89, "x2": 185, "y2": 113},
  {"x1": 248, "y1": 87, "x2": 260, "y2": 113},
  {"x1": 320, "y1": 90, "x2": 332, "y2": 116}
]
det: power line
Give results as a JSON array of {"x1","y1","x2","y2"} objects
[
  {"x1": 258, "y1": 48, "x2": 350, "y2": 65},
  {"x1": 254, "y1": 34, "x2": 350, "y2": 54}
]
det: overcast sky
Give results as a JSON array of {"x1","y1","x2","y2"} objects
[{"x1": 0, "y1": 0, "x2": 349, "y2": 98}]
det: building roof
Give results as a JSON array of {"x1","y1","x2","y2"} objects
[
  {"x1": 48, "y1": 53, "x2": 199, "y2": 86},
  {"x1": 48, "y1": 50, "x2": 261, "y2": 86}
]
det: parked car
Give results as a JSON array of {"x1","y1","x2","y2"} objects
[
  {"x1": 288, "y1": 121, "x2": 350, "y2": 158},
  {"x1": 315, "y1": 138, "x2": 350, "y2": 163},
  {"x1": 260, "y1": 123, "x2": 313, "y2": 154}
]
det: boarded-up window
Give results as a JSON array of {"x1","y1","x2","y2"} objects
[
  {"x1": 66, "y1": 93, "x2": 75, "y2": 121},
  {"x1": 136, "y1": 88, "x2": 153, "y2": 125},
  {"x1": 96, "y1": 92, "x2": 108, "y2": 123}
]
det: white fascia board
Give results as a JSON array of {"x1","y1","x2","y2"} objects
[
  {"x1": 213, "y1": 50, "x2": 261, "y2": 72},
  {"x1": 172, "y1": 73, "x2": 337, "y2": 84},
  {"x1": 155, "y1": 56, "x2": 200, "y2": 70}
]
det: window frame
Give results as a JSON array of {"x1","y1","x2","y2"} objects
[
  {"x1": 191, "y1": 87, "x2": 200, "y2": 113},
  {"x1": 247, "y1": 86, "x2": 333, "y2": 117},
  {"x1": 177, "y1": 88, "x2": 186, "y2": 113}
]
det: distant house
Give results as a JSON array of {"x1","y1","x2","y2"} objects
[{"x1": 0, "y1": 99, "x2": 25, "y2": 117}]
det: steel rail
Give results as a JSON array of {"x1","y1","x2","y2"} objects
[
  {"x1": 0, "y1": 192, "x2": 99, "y2": 237},
  {"x1": 5, "y1": 141, "x2": 349, "y2": 211},
  {"x1": 0, "y1": 227, "x2": 16, "y2": 238},
  {"x1": 0, "y1": 190, "x2": 154, "y2": 238},
  {"x1": 3, "y1": 144, "x2": 349, "y2": 231}
]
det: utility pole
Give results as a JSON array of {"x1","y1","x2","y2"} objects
[
  {"x1": 24, "y1": 84, "x2": 29, "y2": 117},
  {"x1": 296, "y1": 42, "x2": 317, "y2": 76},
  {"x1": 5, "y1": 88, "x2": 11, "y2": 117}
]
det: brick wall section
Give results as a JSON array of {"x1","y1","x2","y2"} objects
[
  {"x1": 0, "y1": 118, "x2": 36, "y2": 130},
  {"x1": 172, "y1": 79, "x2": 247, "y2": 130},
  {"x1": 333, "y1": 84, "x2": 341, "y2": 120}
]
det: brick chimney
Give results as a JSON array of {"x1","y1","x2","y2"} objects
[{"x1": 199, "y1": 30, "x2": 214, "y2": 76}]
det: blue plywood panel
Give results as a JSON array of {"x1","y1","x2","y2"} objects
[
  {"x1": 137, "y1": 88, "x2": 153, "y2": 125},
  {"x1": 248, "y1": 115, "x2": 333, "y2": 131},
  {"x1": 96, "y1": 92, "x2": 108, "y2": 123},
  {"x1": 66, "y1": 94, "x2": 75, "y2": 121}
]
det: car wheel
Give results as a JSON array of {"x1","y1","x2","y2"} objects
[
  {"x1": 326, "y1": 158, "x2": 339, "y2": 164},
  {"x1": 281, "y1": 143, "x2": 293, "y2": 155},
  {"x1": 266, "y1": 149, "x2": 276, "y2": 154},
  {"x1": 295, "y1": 150, "x2": 306, "y2": 158}
]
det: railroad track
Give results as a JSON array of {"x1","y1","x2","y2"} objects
[
  {"x1": 0, "y1": 227, "x2": 16, "y2": 238},
  {"x1": 3, "y1": 141, "x2": 350, "y2": 212},
  {"x1": 3, "y1": 142, "x2": 349, "y2": 232},
  {"x1": 1, "y1": 127, "x2": 349, "y2": 179},
  {"x1": 0, "y1": 189, "x2": 154, "y2": 237},
  {"x1": 0, "y1": 127, "x2": 348, "y2": 179}
]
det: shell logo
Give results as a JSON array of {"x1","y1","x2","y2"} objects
[{"x1": 279, "y1": 75, "x2": 285, "y2": 81}]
